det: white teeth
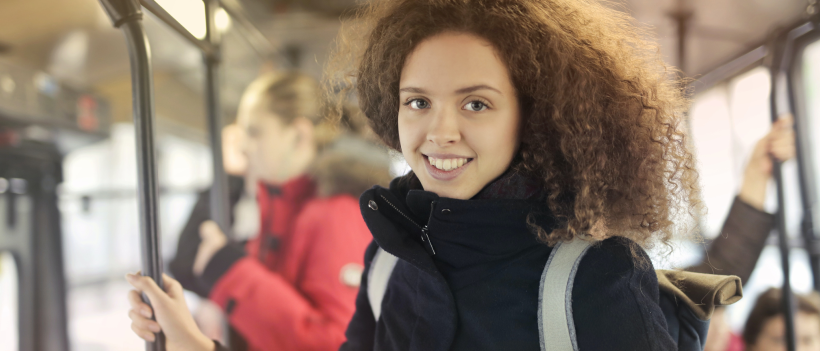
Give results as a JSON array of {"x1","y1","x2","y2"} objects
[{"x1": 427, "y1": 156, "x2": 469, "y2": 171}]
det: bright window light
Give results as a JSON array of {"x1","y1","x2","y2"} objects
[
  {"x1": 689, "y1": 86, "x2": 735, "y2": 238},
  {"x1": 155, "y1": 0, "x2": 207, "y2": 39},
  {"x1": 216, "y1": 8, "x2": 232, "y2": 33},
  {"x1": 802, "y1": 40, "x2": 820, "y2": 209}
]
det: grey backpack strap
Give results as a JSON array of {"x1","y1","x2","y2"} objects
[
  {"x1": 367, "y1": 248, "x2": 399, "y2": 321},
  {"x1": 539, "y1": 239, "x2": 592, "y2": 351}
]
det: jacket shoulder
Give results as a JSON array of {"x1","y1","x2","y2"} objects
[
  {"x1": 571, "y1": 237, "x2": 676, "y2": 351},
  {"x1": 577, "y1": 237, "x2": 655, "y2": 278}
]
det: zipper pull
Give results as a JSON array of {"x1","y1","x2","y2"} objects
[
  {"x1": 420, "y1": 201, "x2": 437, "y2": 255},
  {"x1": 421, "y1": 226, "x2": 436, "y2": 256}
]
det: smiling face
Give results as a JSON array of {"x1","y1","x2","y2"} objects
[{"x1": 398, "y1": 32, "x2": 521, "y2": 200}]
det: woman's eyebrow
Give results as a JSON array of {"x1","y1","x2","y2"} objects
[
  {"x1": 399, "y1": 85, "x2": 502, "y2": 94},
  {"x1": 399, "y1": 87, "x2": 426, "y2": 93},
  {"x1": 454, "y1": 85, "x2": 501, "y2": 95}
]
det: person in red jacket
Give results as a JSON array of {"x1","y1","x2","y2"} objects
[{"x1": 126, "y1": 71, "x2": 392, "y2": 351}]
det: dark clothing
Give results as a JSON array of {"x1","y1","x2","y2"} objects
[
  {"x1": 658, "y1": 285, "x2": 712, "y2": 350},
  {"x1": 687, "y1": 197, "x2": 775, "y2": 285},
  {"x1": 169, "y1": 175, "x2": 245, "y2": 298},
  {"x1": 341, "y1": 176, "x2": 676, "y2": 351}
]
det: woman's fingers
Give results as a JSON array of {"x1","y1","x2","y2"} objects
[
  {"x1": 127, "y1": 290, "x2": 153, "y2": 318},
  {"x1": 775, "y1": 114, "x2": 794, "y2": 129},
  {"x1": 125, "y1": 271, "x2": 213, "y2": 350},
  {"x1": 128, "y1": 309, "x2": 162, "y2": 333},
  {"x1": 199, "y1": 220, "x2": 223, "y2": 241},
  {"x1": 128, "y1": 308, "x2": 160, "y2": 342},
  {"x1": 768, "y1": 117, "x2": 795, "y2": 161},
  {"x1": 131, "y1": 322, "x2": 157, "y2": 342},
  {"x1": 126, "y1": 273, "x2": 169, "y2": 307},
  {"x1": 161, "y1": 274, "x2": 185, "y2": 300},
  {"x1": 770, "y1": 135, "x2": 796, "y2": 161}
]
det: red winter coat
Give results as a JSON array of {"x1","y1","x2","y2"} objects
[{"x1": 200, "y1": 175, "x2": 374, "y2": 351}]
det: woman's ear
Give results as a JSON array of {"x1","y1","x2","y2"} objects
[{"x1": 291, "y1": 116, "x2": 315, "y2": 148}]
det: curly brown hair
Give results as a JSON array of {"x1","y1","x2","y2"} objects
[{"x1": 325, "y1": 0, "x2": 702, "y2": 249}]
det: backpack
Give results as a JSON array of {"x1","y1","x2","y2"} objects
[{"x1": 367, "y1": 239, "x2": 743, "y2": 351}]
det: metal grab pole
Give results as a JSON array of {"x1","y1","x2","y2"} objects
[
  {"x1": 203, "y1": 0, "x2": 236, "y2": 348},
  {"x1": 204, "y1": 0, "x2": 231, "y2": 235},
  {"x1": 778, "y1": 21, "x2": 820, "y2": 292},
  {"x1": 98, "y1": 1, "x2": 166, "y2": 350},
  {"x1": 768, "y1": 29, "x2": 797, "y2": 351}
]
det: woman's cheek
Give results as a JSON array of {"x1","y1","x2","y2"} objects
[{"x1": 397, "y1": 118, "x2": 417, "y2": 166}]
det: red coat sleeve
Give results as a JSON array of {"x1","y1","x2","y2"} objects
[{"x1": 208, "y1": 196, "x2": 372, "y2": 351}]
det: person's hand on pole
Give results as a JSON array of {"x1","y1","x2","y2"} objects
[
  {"x1": 739, "y1": 114, "x2": 796, "y2": 211},
  {"x1": 126, "y1": 273, "x2": 215, "y2": 351},
  {"x1": 193, "y1": 220, "x2": 228, "y2": 276}
]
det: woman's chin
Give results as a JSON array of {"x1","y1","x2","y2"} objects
[{"x1": 417, "y1": 180, "x2": 480, "y2": 200}]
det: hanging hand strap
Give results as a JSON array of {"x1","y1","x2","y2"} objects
[
  {"x1": 367, "y1": 248, "x2": 399, "y2": 321},
  {"x1": 539, "y1": 239, "x2": 592, "y2": 351}
]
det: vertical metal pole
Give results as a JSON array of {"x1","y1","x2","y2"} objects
[
  {"x1": 97, "y1": 1, "x2": 165, "y2": 350},
  {"x1": 768, "y1": 31, "x2": 797, "y2": 351},
  {"x1": 781, "y1": 22, "x2": 820, "y2": 291},
  {"x1": 204, "y1": 0, "x2": 234, "y2": 348},
  {"x1": 204, "y1": 0, "x2": 231, "y2": 234}
]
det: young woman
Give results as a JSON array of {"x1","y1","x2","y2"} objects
[
  {"x1": 126, "y1": 0, "x2": 707, "y2": 350},
  {"x1": 127, "y1": 71, "x2": 392, "y2": 351}
]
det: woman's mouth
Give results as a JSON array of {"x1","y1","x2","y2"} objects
[
  {"x1": 427, "y1": 156, "x2": 471, "y2": 171},
  {"x1": 423, "y1": 155, "x2": 473, "y2": 180}
]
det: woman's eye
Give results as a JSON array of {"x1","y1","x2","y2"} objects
[
  {"x1": 463, "y1": 100, "x2": 488, "y2": 112},
  {"x1": 408, "y1": 99, "x2": 430, "y2": 110}
]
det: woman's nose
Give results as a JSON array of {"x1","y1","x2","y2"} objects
[{"x1": 427, "y1": 107, "x2": 461, "y2": 147}]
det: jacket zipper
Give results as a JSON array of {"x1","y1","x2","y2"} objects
[
  {"x1": 421, "y1": 201, "x2": 436, "y2": 255},
  {"x1": 379, "y1": 195, "x2": 437, "y2": 255}
]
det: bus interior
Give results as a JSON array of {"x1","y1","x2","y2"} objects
[{"x1": 0, "y1": 0, "x2": 819, "y2": 350}]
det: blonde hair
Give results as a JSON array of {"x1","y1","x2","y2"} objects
[{"x1": 246, "y1": 71, "x2": 337, "y2": 147}]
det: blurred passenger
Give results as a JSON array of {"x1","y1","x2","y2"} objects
[
  {"x1": 134, "y1": 71, "x2": 392, "y2": 351},
  {"x1": 743, "y1": 288, "x2": 820, "y2": 351},
  {"x1": 688, "y1": 115, "x2": 795, "y2": 351},
  {"x1": 170, "y1": 122, "x2": 258, "y2": 343},
  {"x1": 170, "y1": 123, "x2": 254, "y2": 295}
]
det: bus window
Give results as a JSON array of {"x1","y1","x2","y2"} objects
[
  {"x1": 689, "y1": 66, "x2": 773, "y2": 239},
  {"x1": 690, "y1": 85, "x2": 735, "y2": 238},
  {"x1": 801, "y1": 40, "x2": 820, "y2": 207},
  {"x1": 0, "y1": 251, "x2": 18, "y2": 351}
]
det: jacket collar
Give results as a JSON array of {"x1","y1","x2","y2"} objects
[
  {"x1": 257, "y1": 175, "x2": 316, "y2": 240},
  {"x1": 360, "y1": 173, "x2": 556, "y2": 276},
  {"x1": 258, "y1": 175, "x2": 316, "y2": 204}
]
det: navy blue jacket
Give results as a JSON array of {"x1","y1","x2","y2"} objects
[{"x1": 340, "y1": 176, "x2": 679, "y2": 351}]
